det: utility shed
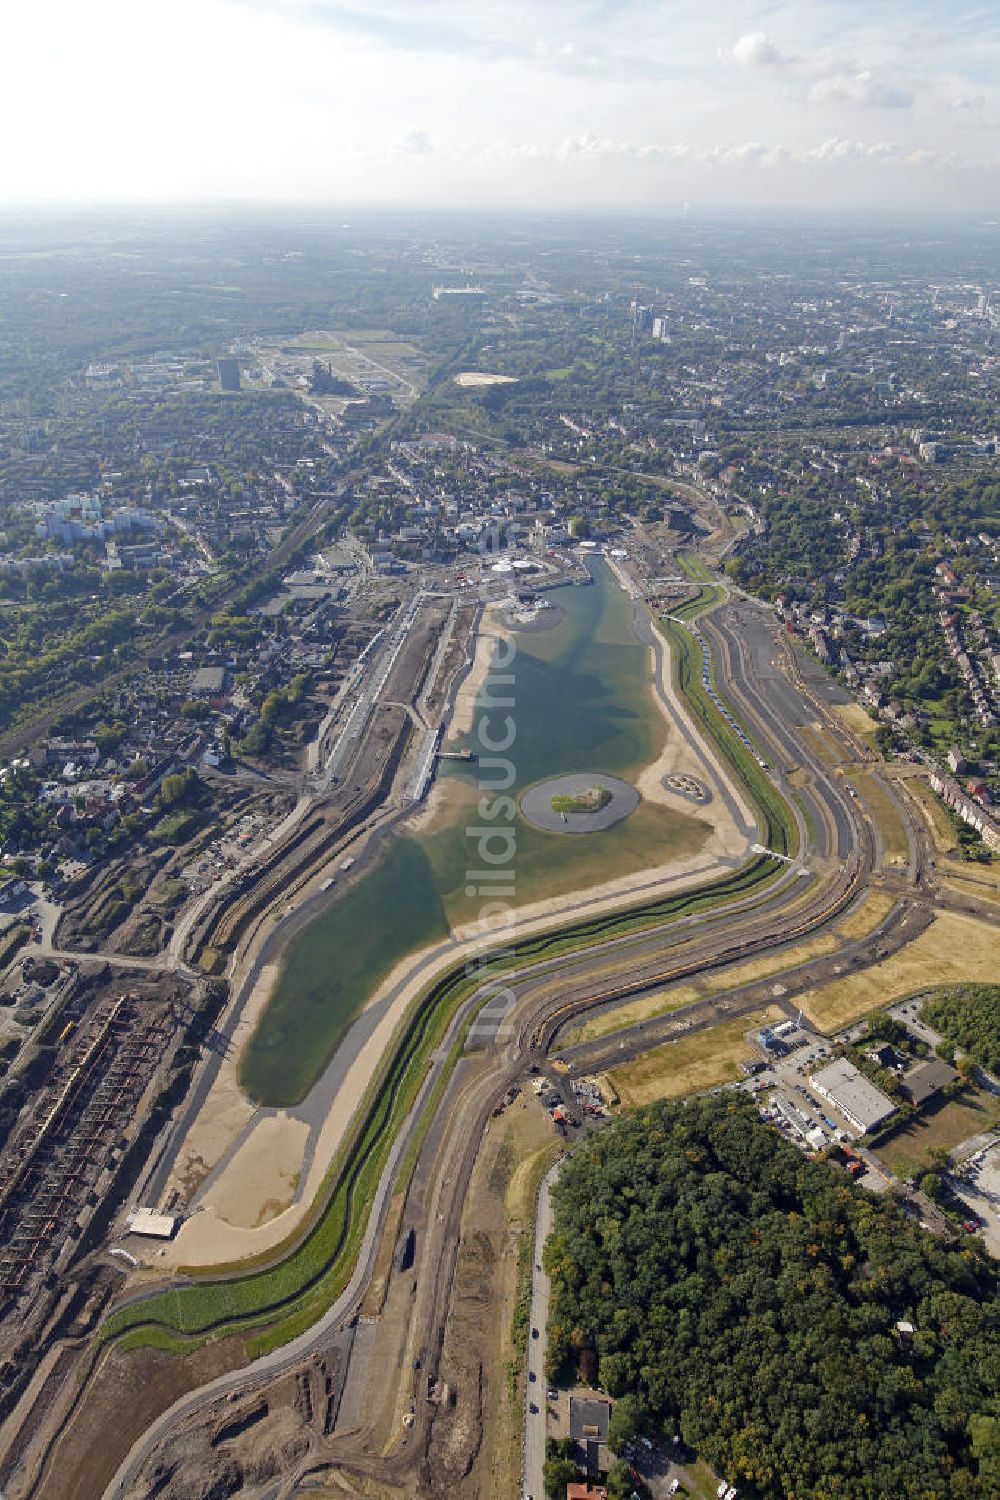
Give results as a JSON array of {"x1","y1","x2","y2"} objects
[
  {"x1": 810, "y1": 1059, "x2": 896, "y2": 1133},
  {"x1": 127, "y1": 1208, "x2": 178, "y2": 1240}
]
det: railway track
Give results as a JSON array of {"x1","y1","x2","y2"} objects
[
  {"x1": 198, "y1": 600, "x2": 443, "y2": 960},
  {"x1": 204, "y1": 704, "x2": 413, "y2": 955},
  {"x1": 529, "y1": 851, "x2": 866, "y2": 1054}
]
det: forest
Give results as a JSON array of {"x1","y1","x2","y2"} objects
[
  {"x1": 921, "y1": 986, "x2": 1000, "y2": 1077},
  {"x1": 545, "y1": 1093, "x2": 999, "y2": 1499}
]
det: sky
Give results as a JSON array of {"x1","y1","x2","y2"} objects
[{"x1": 3, "y1": 0, "x2": 999, "y2": 213}]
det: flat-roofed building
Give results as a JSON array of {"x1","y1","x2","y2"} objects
[
  {"x1": 126, "y1": 1208, "x2": 178, "y2": 1239},
  {"x1": 569, "y1": 1396, "x2": 612, "y2": 1476},
  {"x1": 217, "y1": 357, "x2": 241, "y2": 392},
  {"x1": 810, "y1": 1059, "x2": 896, "y2": 1133},
  {"x1": 190, "y1": 665, "x2": 227, "y2": 697}
]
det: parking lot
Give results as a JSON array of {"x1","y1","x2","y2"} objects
[{"x1": 888, "y1": 997, "x2": 944, "y2": 1050}]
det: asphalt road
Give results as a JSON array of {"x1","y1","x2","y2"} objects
[
  {"x1": 524, "y1": 1159, "x2": 560, "y2": 1500},
  {"x1": 703, "y1": 604, "x2": 857, "y2": 860}
]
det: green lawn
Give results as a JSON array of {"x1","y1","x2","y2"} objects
[{"x1": 677, "y1": 552, "x2": 712, "y2": 583}]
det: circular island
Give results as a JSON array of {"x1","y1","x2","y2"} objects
[{"x1": 519, "y1": 772, "x2": 640, "y2": 834}]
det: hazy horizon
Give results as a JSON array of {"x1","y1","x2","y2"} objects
[{"x1": 3, "y1": 1, "x2": 999, "y2": 215}]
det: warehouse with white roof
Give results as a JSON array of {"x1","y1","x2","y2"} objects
[{"x1": 809, "y1": 1059, "x2": 896, "y2": 1134}]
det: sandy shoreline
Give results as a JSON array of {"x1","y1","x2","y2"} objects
[
  {"x1": 447, "y1": 603, "x2": 509, "y2": 739},
  {"x1": 409, "y1": 603, "x2": 509, "y2": 835},
  {"x1": 158, "y1": 928, "x2": 458, "y2": 1267},
  {"x1": 148, "y1": 567, "x2": 754, "y2": 1272}
]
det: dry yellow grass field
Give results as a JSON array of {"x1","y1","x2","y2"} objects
[
  {"x1": 798, "y1": 910, "x2": 1000, "y2": 1032},
  {"x1": 504, "y1": 1110, "x2": 561, "y2": 1222},
  {"x1": 566, "y1": 933, "x2": 832, "y2": 1045},
  {"x1": 567, "y1": 891, "x2": 900, "y2": 1046},
  {"x1": 832, "y1": 888, "x2": 897, "y2": 941},
  {"x1": 609, "y1": 1005, "x2": 784, "y2": 1105},
  {"x1": 565, "y1": 987, "x2": 703, "y2": 1044},
  {"x1": 941, "y1": 864, "x2": 1000, "y2": 904},
  {"x1": 897, "y1": 775, "x2": 957, "y2": 852},
  {"x1": 846, "y1": 770, "x2": 910, "y2": 863},
  {"x1": 718, "y1": 934, "x2": 842, "y2": 987},
  {"x1": 893, "y1": 777, "x2": 1000, "y2": 903},
  {"x1": 876, "y1": 1090, "x2": 999, "y2": 1176},
  {"x1": 829, "y1": 702, "x2": 880, "y2": 738}
]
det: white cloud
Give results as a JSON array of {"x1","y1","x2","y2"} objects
[
  {"x1": 710, "y1": 140, "x2": 785, "y2": 167},
  {"x1": 394, "y1": 128, "x2": 434, "y2": 156},
  {"x1": 803, "y1": 137, "x2": 900, "y2": 164},
  {"x1": 0, "y1": 0, "x2": 998, "y2": 209},
  {"x1": 809, "y1": 69, "x2": 913, "y2": 111},
  {"x1": 729, "y1": 31, "x2": 787, "y2": 68},
  {"x1": 472, "y1": 132, "x2": 978, "y2": 176},
  {"x1": 948, "y1": 92, "x2": 987, "y2": 116}
]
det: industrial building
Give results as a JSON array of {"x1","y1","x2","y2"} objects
[
  {"x1": 217, "y1": 357, "x2": 241, "y2": 392},
  {"x1": 809, "y1": 1059, "x2": 896, "y2": 1133}
]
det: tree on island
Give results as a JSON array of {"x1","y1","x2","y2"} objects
[{"x1": 550, "y1": 786, "x2": 612, "y2": 815}]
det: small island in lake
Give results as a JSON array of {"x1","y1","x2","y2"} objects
[{"x1": 550, "y1": 786, "x2": 612, "y2": 815}]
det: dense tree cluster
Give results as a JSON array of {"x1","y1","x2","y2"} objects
[
  {"x1": 922, "y1": 986, "x2": 1000, "y2": 1077},
  {"x1": 545, "y1": 1094, "x2": 999, "y2": 1499}
]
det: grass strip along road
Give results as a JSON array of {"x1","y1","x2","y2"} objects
[
  {"x1": 99, "y1": 588, "x2": 797, "y2": 1357},
  {"x1": 659, "y1": 608, "x2": 796, "y2": 858}
]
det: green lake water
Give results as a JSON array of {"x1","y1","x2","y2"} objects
[{"x1": 240, "y1": 559, "x2": 708, "y2": 1105}]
